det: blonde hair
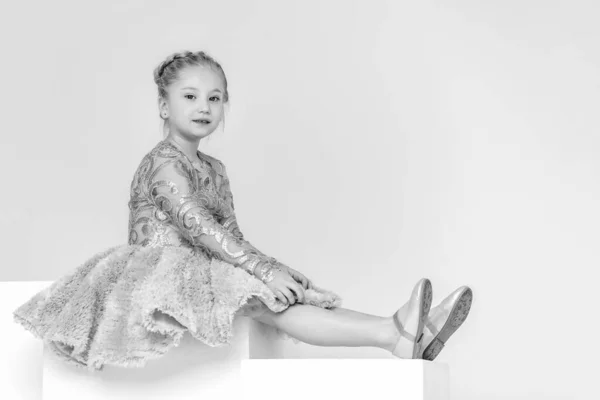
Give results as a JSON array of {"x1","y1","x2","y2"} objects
[{"x1": 153, "y1": 50, "x2": 230, "y2": 137}]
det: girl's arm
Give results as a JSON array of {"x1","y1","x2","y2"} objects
[
  {"x1": 217, "y1": 160, "x2": 280, "y2": 264},
  {"x1": 217, "y1": 160, "x2": 313, "y2": 287},
  {"x1": 148, "y1": 156, "x2": 274, "y2": 277}
]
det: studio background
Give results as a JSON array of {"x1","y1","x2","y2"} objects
[{"x1": 1, "y1": 1, "x2": 599, "y2": 399}]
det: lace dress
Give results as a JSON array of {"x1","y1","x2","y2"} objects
[{"x1": 12, "y1": 139, "x2": 342, "y2": 371}]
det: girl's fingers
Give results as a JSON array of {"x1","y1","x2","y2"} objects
[
  {"x1": 299, "y1": 275, "x2": 309, "y2": 289},
  {"x1": 289, "y1": 283, "x2": 305, "y2": 303},
  {"x1": 274, "y1": 289, "x2": 287, "y2": 305},
  {"x1": 290, "y1": 271, "x2": 305, "y2": 288},
  {"x1": 291, "y1": 270, "x2": 309, "y2": 289},
  {"x1": 281, "y1": 287, "x2": 296, "y2": 305}
]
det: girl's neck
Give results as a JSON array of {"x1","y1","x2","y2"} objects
[{"x1": 165, "y1": 134, "x2": 201, "y2": 161}]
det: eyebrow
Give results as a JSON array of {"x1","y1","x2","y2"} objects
[{"x1": 180, "y1": 87, "x2": 222, "y2": 93}]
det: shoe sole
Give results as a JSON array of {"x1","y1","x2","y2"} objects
[
  {"x1": 392, "y1": 278, "x2": 433, "y2": 359},
  {"x1": 421, "y1": 287, "x2": 472, "y2": 361},
  {"x1": 413, "y1": 279, "x2": 433, "y2": 358}
]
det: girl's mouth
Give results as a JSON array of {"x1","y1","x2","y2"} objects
[{"x1": 193, "y1": 119, "x2": 211, "y2": 125}]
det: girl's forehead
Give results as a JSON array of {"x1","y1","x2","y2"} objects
[{"x1": 175, "y1": 66, "x2": 224, "y2": 89}]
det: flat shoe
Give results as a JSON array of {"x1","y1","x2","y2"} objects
[
  {"x1": 419, "y1": 286, "x2": 473, "y2": 361},
  {"x1": 391, "y1": 278, "x2": 433, "y2": 359}
]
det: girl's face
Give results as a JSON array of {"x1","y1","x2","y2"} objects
[{"x1": 161, "y1": 65, "x2": 226, "y2": 141}]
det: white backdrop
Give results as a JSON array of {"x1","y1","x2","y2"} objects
[{"x1": 1, "y1": 1, "x2": 599, "y2": 399}]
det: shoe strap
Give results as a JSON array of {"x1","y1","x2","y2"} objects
[
  {"x1": 425, "y1": 307, "x2": 450, "y2": 336},
  {"x1": 393, "y1": 312, "x2": 416, "y2": 342},
  {"x1": 425, "y1": 319, "x2": 439, "y2": 336}
]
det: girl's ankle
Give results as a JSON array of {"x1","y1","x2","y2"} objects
[{"x1": 380, "y1": 316, "x2": 401, "y2": 352}]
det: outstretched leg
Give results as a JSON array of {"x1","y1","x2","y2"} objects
[{"x1": 252, "y1": 304, "x2": 403, "y2": 355}]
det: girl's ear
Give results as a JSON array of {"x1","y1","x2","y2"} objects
[{"x1": 158, "y1": 98, "x2": 168, "y2": 115}]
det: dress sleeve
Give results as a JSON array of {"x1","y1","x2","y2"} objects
[
  {"x1": 217, "y1": 160, "x2": 277, "y2": 263},
  {"x1": 148, "y1": 155, "x2": 273, "y2": 276}
]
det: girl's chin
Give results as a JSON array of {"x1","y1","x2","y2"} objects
[
  {"x1": 171, "y1": 130, "x2": 215, "y2": 141},
  {"x1": 190, "y1": 132, "x2": 213, "y2": 140},
  {"x1": 189, "y1": 124, "x2": 216, "y2": 135},
  {"x1": 193, "y1": 123, "x2": 217, "y2": 133}
]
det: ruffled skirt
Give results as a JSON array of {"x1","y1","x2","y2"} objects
[{"x1": 12, "y1": 244, "x2": 342, "y2": 371}]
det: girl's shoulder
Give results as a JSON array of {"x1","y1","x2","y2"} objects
[
  {"x1": 149, "y1": 140, "x2": 224, "y2": 167},
  {"x1": 138, "y1": 140, "x2": 194, "y2": 169},
  {"x1": 133, "y1": 140, "x2": 228, "y2": 180},
  {"x1": 198, "y1": 151, "x2": 227, "y2": 177},
  {"x1": 131, "y1": 140, "x2": 192, "y2": 180},
  {"x1": 151, "y1": 140, "x2": 228, "y2": 179},
  {"x1": 151, "y1": 139, "x2": 186, "y2": 161}
]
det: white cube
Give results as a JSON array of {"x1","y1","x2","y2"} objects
[
  {"x1": 42, "y1": 316, "x2": 285, "y2": 400},
  {"x1": 6, "y1": 281, "x2": 286, "y2": 400},
  {"x1": 242, "y1": 359, "x2": 449, "y2": 400},
  {"x1": 0, "y1": 281, "x2": 48, "y2": 400}
]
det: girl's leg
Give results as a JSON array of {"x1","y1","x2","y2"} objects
[
  {"x1": 252, "y1": 304, "x2": 402, "y2": 353},
  {"x1": 329, "y1": 306, "x2": 388, "y2": 322}
]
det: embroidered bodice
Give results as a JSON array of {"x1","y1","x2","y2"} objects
[{"x1": 127, "y1": 139, "x2": 275, "y2": 275}]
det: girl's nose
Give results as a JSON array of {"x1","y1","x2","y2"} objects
[{"x1": 198, "y1": 101, "x2": 210, "y2": 112}]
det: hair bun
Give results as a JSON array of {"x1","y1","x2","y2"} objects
[{"x1": 153, "y1": 51, "x2": 191, "y2": 84}]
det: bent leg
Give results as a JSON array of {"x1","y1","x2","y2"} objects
[{"x1": 252, "y1": 304, "x2": 399, "y2": 352}]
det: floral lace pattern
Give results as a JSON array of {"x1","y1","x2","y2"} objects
[{"x1": 128, "y1": 140, "x2": 273, "y2": 275}]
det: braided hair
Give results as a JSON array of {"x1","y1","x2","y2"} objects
[{"x1": 153, "y1": 50, "x2": 229, "y2": 102}]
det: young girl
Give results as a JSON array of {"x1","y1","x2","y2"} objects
[{"x1": 13, "y1": 50, "x2": 473, "y2": 372}]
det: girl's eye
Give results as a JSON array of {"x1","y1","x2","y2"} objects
[{"x1": 184, "y1": 94, "x2": 220, "y2": 102}]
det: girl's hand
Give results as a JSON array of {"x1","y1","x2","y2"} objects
[
  {"x1": 287, "y1": 267, "x2": 314, "y2": 291},
  {"x1": 263, "y1": 267, "x2": 305, "y2": 306},
  {"x1": 274, "y1": 263, "x2": 314, "y2": 290}
]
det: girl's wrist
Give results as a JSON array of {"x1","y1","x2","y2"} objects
[
  {"x1": 242, "y1": 256, "x2": 262, "y2": 276},
  {"x1": 255, "y1": 262, "x2": 282, "y2": 283},
  {"x1": 253, "y1": 261, "x2": 269, "y2": 279}
]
